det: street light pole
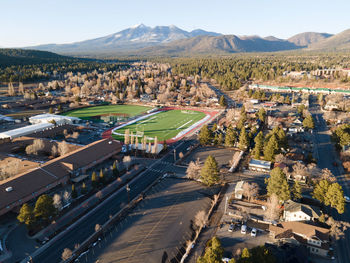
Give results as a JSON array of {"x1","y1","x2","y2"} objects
[
  {"x1": 126, "y1": 184, "x2": 130, "y2": 203},
  {"x1": 174, "y1": 149, "x2": 176, "y2": 162}
]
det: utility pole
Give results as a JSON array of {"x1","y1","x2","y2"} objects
[{"x1": 126, "y1": 184, "x2": 130, "y2": 204}]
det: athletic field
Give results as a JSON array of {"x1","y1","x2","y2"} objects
[
  {"x1": 63, "y1": 105, "x2": 152, "y2": 121},
  {"x1": 112, "y1": 110, "x2": 206, "y2": 142}
]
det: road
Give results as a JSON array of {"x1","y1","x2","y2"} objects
[
  {"x1": 309, "y1": 96, "x2": 350, "y2": 263},
  {"x1": 24, "y1": 139, "x2": 196, "y2": 263}
]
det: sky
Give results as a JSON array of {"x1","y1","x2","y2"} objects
[{"x1": 1, "y1": 0, "x2": 350, "y2": 47}]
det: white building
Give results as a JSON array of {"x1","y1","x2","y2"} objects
[
  {"x1": 0, "y1": 123, "x2": 54, "y2": 140},
  {"x1": 283, "y1": 200, "x2": 321, "y2": 222},
  {"x1": 248, "y1": 159, "x2": 272, "y2": 173},
  {"x1": 234, "y1": 181, "x2": 245, "y2": 199},
  {"x1": 29, "y1": 114, "x2": 81, "y2": 125}
]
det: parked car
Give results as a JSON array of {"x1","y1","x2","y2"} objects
[
  {"x1": 228, "y1": 224, "x2": 234, "y2": 232},
  {"x1": 241, "y1": 225, "x2": 247, "y2": 234},
  {"x1": 251, "y1": 228, "x2": 257, "y2": 237},
  {"x1": 345, "y1": 196, "x2": 350, "y2": 203}
]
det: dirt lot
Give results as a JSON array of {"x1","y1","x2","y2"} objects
[{"x1": 182, "y1": 146, "x2": 239, "y2": 170}]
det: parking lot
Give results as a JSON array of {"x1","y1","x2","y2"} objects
[
  {"x1": 216, "y1": 209, "x2": 272, "y2": 258},
  {"x1": 77, "y1": 177, "x2": 220, "y2": 263}
]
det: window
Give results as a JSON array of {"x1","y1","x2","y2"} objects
[{"x1": 315, "y1": 249, "x2": 318, "y2": 252}]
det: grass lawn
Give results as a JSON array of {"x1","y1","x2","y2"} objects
[
  {"x1": 63, "y1": 105, "x2": 152, "y2": 120},
  {"x1": 112, "y1": 109, "x2": 206, "y2": 141}
]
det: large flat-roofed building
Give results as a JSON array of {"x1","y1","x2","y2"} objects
[
  {"x1": 29, "y1": 114, "x2": 81, "y2": 125},
  {"x1": 248, "y1": 159, "x2": 272, "y2": 173},
  {"x1": 0, "y1": 123, "x2": 55, "y2": 140},
  {"x1": 0, "y1": 139, "x2": 121, "y2": 216}
]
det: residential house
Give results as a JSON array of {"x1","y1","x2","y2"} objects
[
  {"x1": 269, "y1": 221, "x2": 331, "y2": 257},
  {"x1": 283, "y1": 200, "x2": 321, "y2": 222}
]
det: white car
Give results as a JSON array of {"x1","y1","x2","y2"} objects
[
  {"x1": 241, "y1": 225, "x2": 247, "y2": 234},
  {"x1": 228, "y1": 224, "x2": 234, "y2": 232},
  {"x1": 345, "y1": 196, "x2": 350, "y2": 203},
  {"x1": 251, "y1": 228, "x2": 257, "y2": 237}
]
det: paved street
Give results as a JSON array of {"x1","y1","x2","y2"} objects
[{"x1": 309, "y1": 96, "x2": 350, "y2": 263}]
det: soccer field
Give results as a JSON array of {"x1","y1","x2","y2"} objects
[
  {"x1": 112, "y1": 110, "x2": 206, "y2": 141},
  {"x1": 63, "y1": 105, "x2": 152, "y2": 120}
]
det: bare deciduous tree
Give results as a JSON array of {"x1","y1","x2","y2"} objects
[
  {"x1": 61, "y1": 248, "x2": 72, "y2": 261},
  {"x1": 0, "y1": 158, "x2": 21, "y2": 179},
  {"x1": 25, "y1": 139, "x2": 45, "y2": 155},
  {"x1": 242, "y1": 182, "x2": 259, "y2": 201},
  {"x1": 186, "y1": 160, "x2": 201, "y2": 180},
  {"x1": 51, "y1": 145, "x2": 58, "y2": 157},
  {"x1": 8, "y1": 82, "x2": 15, "y2": 96},
  {"x1": 95, "y1": 224, "x2": 101, "y2": 232},
  {"x1": 58, "y1": 141, "x2": 70, "y2": 156},
  {"x1": 326, "y1": 216, "x2": 350, "y2": 241},
  {"x1": 179, "y1": 152, "x2": 184, "y2": 159},
  {"x1": 123, "y1": 156, "x2": 132, "y2": 170},
  {"x1": 53, "y1": 194, "x2": 62, "y2": 210},
  {"x1": 63, "y1": 191, "x2": 71, "y2": 205},
  {"x1": 194, "y1": 210, "x2": 207, "y2": 228},
  {"x1": 265, "y1": 194, "x2": 280, "y2": 221}
]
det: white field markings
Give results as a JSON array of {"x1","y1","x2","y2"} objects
[{"x1": 113, "y1": 110, "x2": 204, "y2": 140}]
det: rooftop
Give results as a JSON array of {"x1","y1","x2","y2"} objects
[
  {"x1": 284, "y1": 200, "x2": 321, "y2": 219},
  {"x1": 0, "y1": 139, "x2": 121, "y2": 211},
  {"x1": 249, "y1": 158, "x2": 272, "y2": 168}
]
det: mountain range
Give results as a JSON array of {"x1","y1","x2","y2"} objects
[{"x1": 24, "y1": 25, "x2": 350, "y2": 56}]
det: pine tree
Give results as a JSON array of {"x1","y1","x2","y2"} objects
[
  {"x1": 198, "y1": 237, "x2": 224, "y2": 263},
  {"x1": 81, "y1": 182, "x2": 87, "y2": 194},
  {"x1": 211, "y1": 123, "x2": 218, "y2": 132},
  {"x1": 312, "y1": 179, "x2": 330, "y2": 204},
  {"x1": 252, "y1": 131, "x2": 264, "y2": 159},
  {"x1": 257, "y1": 108, "x2": 266, "y2": 123},
  {"x1": 34, "y1": 194, "x2": 57, "y2": 222},
  {"x1": 219, "y1": 95, "x2": 227, "y2": 107},
  {"x1": 71, "y1": 184, "x2": 77, "y2": 199},
  {"x1": 264, "y1": 134, "x2": 279, "y2": 161},
  {"x1": 199, "y1": 125, "x2": 212, "y2": 145},
  {"x1": 303, "y1": 114, "x2": 315, "y2": 129},
  {"x1": 266, "y1": 167, "x2": 290, "y2": 201},
  {"x1": 112, "y1": 161, "x2": 119, "y2": 178},
  {"x1": 292, "y1": 181, "x2": 302, "y2": 201},
  {"x1": 225, "y1": 125, "x2": 236, "y2": 147},
  {"x1": 240, "y1": 248, "x2": 251, "y2": 263},
  {"x1": 17, "y1": 203, "x2": 35, "y2": 227},
  {"x1": 200, "y1": 155, "x2": 219, "y2": 186},
  {"x1": 91, "y1": 171, "x2": 98, "y2": 188},
  {"x1": 325, "y1": 183, "x2": 345, "y2": 214},
  {"x1": 238, "y1": 127, "x2": 249, "y2": 150},
  {"x1": 99, "y1": 169, "x2": 105, "y2": 184}
]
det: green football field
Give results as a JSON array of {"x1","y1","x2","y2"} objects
[
  {"x1": 63, "y1": 105, "x2": 152, "y2": 120},
  {"x1": 112, "y1": 110, "x2": 206, "y2": 141}
]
